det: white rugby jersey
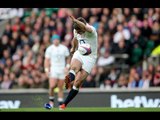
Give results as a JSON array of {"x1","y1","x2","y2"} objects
[
  {"x1": 74, "y1": 24, "x2": 98, "y2": 59},
  {"x1": 45, "y1": 44, "x2": 69, "y2": 70}
]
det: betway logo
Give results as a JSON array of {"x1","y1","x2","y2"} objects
[
  {"x1": 111, "y1": 95, "x2": 160, "y2": 108},
  {"x1": 0, "y1": 100, "x2": 21, "y2": 109}
]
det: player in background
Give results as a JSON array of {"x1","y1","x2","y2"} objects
[
  {"x1": 59, "y1": 15, "x2": 98, "y2": 110},
  {"x1": 44, "y1": 34, "x2": 70, "y2": 109}
]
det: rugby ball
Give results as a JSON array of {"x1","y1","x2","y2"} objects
[{"x1": 78, "y1": 43, "x2": 91, "y2": 55}]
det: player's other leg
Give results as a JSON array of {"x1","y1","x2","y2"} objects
[
  {"x1": 44, "y1": 78, "x2": 57, "y2": 109},
  {"x1": 57, "y1": 79, "x2": 64, "y2": 106},
  {"x1": 65, "y1": 58, "x2": 82, "y2": 89},
  {"x1": 59, "y1": 70, "x2": 88, "y2": 110}
]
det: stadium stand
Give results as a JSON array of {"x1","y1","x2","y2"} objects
[{"x1": 0, "y1": 8, "x2": 160, "y2": 89}]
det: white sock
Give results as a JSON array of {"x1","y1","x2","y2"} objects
[
  {"x1": 58, "y1": 98, "x2": 64, "y2": 102},
  {"x1": 73, "y1": 85, "x2": 79, "y2": 91},
  {"x1": 49, "y1": 96, "x2": 54, "y2": 100},
  {"x1": 69, "y1": 70, "x2": 76, "y2": 75}
]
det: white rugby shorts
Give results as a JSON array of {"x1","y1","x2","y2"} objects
[
  {"x1": 49, "y1": 68, "x2": 65, "y2": 80},
  {"x1": 72, "y1": 51, "x2": 96, "y2": 74}
]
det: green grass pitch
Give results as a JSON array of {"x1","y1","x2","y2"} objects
[{"x1": 1, "y1": 107, "x2": 160, "y2": 112}]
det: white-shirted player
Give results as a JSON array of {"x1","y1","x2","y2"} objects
[
  {"x1": 59, "y1": 16, "x2": 98, "y2": 110},
  {"x1": 44, "y1": 34, "x2": 70, "y2": 109}
]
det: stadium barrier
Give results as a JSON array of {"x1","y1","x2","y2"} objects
[{"x1": 0, "y1": 88, "x2": 160, "y2": 109}]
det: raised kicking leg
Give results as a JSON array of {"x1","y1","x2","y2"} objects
[{"x1": 65, "y1": 58, "x2": 82, "y2": 89}]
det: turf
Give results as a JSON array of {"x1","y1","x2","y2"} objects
[{"x1": 1, "y1": 107, "x2": 160, "y2": 112}]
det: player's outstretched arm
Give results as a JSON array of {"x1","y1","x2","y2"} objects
[
  {"x1": 70, "y1": 37, "x2": 78, "y2": 55},
  {"x1": 69, "y1": 15, "x2": 93, "y2": 33}
]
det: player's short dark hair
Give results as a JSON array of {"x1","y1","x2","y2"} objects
[{"x1": 73, "y1": 17, "x2": 87, "y2": 30}]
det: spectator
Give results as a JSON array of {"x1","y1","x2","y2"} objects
[
  {"x1": 115, "y1": 74, "x2": 128, "y2": 88},
  {"x1": 128, "y1": 68, "x2": 136, "y2": 87},
  {"x1": 128, "y1": 72, "x2": 143, "y2": 88},
  {"x1": 123, "y1": 8, "x2": 131, "y2": 22},
  {"x1": 102, "y1": 78, "x2": 112, "y2": 89},
  {"x1": 0, "y1": 74, "x2": 13, "y2": 89},
  {"x1": 107, "y1": 68, "x2": 119, "y2": 86},
  {"x1": 140, "y1": 70, "x2": 152, "y2": 89},
  {"x1": 9, "y1": 72, "x2": 17, "y2": 88},
  {"x1": 141, "y1": 19, "x2": 152, "y2": 38},
  {"x1": 150, "y1": 21, "x2": 160, "y2": 46},
  {"x1": 113, "y1": 23, "x2": 131, "y2": 43},
  {"x1": 153, "y1": 74, "x2": 160, "y2": 87},
  {"x1": 130, "y1": 44, "x2": 143, "y2": 65},
  {"x1": 0, "y1": 35, "x2": 9, "y2": 58},
  {"x1": 111, "y1": 39, "x2": 128, "y2": 54},
  {"x1": 97, "y1": 50, "x2": 115, "y2": 66}
]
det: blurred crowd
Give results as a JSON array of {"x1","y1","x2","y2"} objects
[{"x1": 0, "y1": 8, "x2": 160, "y2": 89}]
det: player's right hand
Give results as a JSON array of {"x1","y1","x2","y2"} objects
[
  {"x1": 45, "y1": 68, "x2": 50, "y2": 77},
  {"x1": 70, "y1": 48, "x2": 75, "y2": 55}
]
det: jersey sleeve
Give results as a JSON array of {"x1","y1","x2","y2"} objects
[
  {"x1": 45, "y1": 47, "x2": 51, "y2": 59},
  {"x1": 86, "y1": 24, "x2": 96, "y2": 33}
]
